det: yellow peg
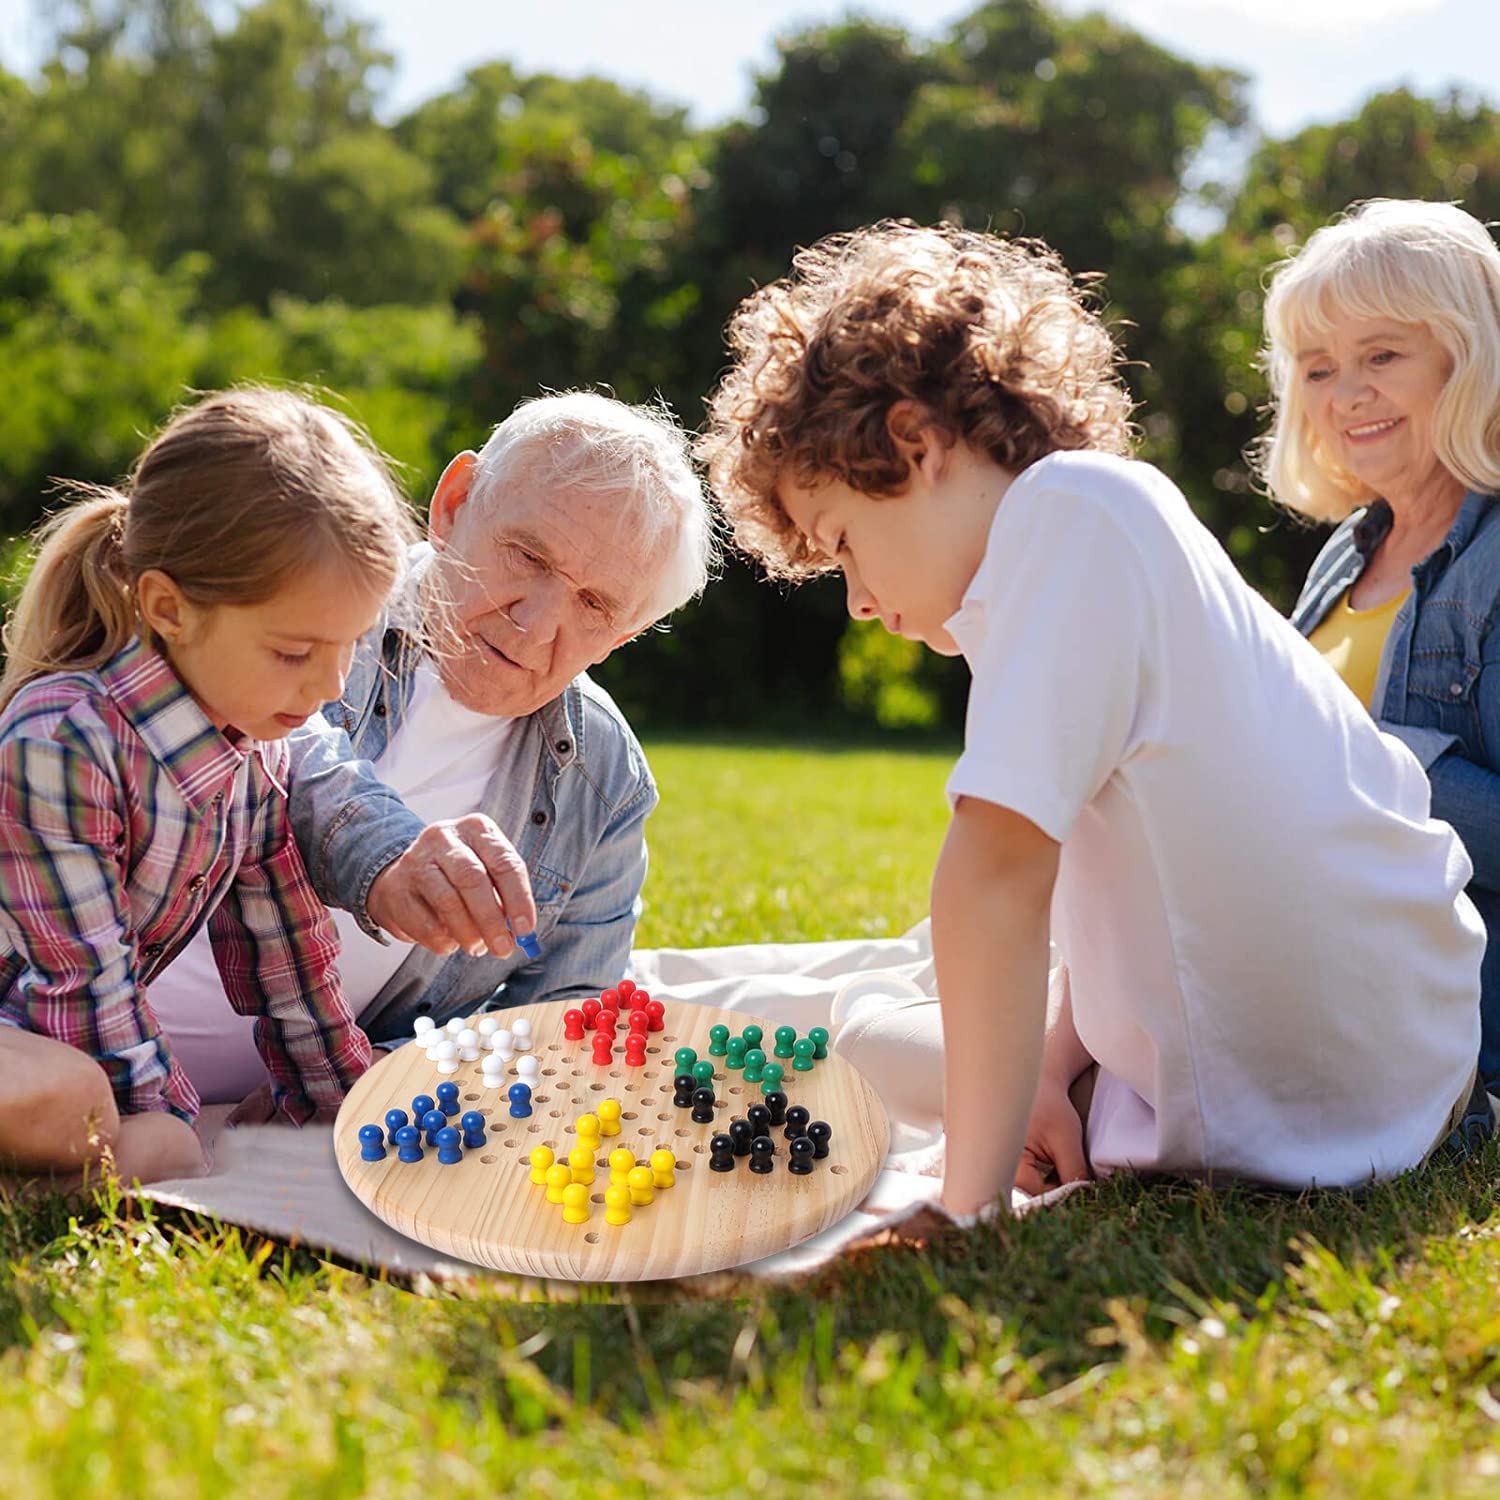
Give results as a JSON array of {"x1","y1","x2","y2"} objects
[
  {"x1": 627, "y1": 1164, "x2": 655, "y2": 1206},
  {"x1": 604, "y1": 1184, "x2": 632, "y2": 1226},
  {"x1": 596, "y1": 1099, "x2": 622, "y2": 1137},
  {"x1": 529, "y1": 1144, "x2": 555, "y2": 1185},
  {"x1": 568, "y1": 1143, "x2": 597, "y2": 1185},
  {"x1": 574, "y1": 1113, "x2": 602, "y2": 1149},
  {"x1": 609, "y1": 1146, "x2": 636, "y2": 1186},
  {"x1": 649, "y1": 1148, "x2": 676, "y2": 1189},
  {"x1": 545, "y1": 1162, "x2": 572, "y2": 1204},
  {"x1": 562, "y1": 1182, "x2": 590, "y2": 1224}
]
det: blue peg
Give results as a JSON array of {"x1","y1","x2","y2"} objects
[
  {"x1": 436, "y1": 1081, "x2": 460, "y2": 1117},
  {"x1": 395, "y1": 1125, "x2": 423, "y2": 1162},
  {"x1": 384, "y1": 1107, "x2": 409, "y2": 1145},
  {"x1": 435, "y1": 1126, "x2": 463, "y2": 1165},
  {"x1": 421, "y1": 1108, "x2": 447, "y2": 1146},
  {"x1": 508, "y1": 1082, "x2": 532, "y2": 1118},
  {"x1": 358, "y1": 1124, "x2": 386, "y2": 1161},
  {"x1": 460, "y1": 1111, "x2": 486, "y2": 1149}
]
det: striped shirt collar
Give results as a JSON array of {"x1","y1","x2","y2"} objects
[{"x1": 98, "y1": 637, "x2": 285, "y2": 807}]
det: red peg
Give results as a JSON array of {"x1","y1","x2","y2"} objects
[
  {"x1": 617, "y1": 978, "x2": 637, "y2": 999},
  {"x1": 644, "y1": 998, "x2": 665, "y2": 1032},
  {"x1": 593, "y1": 1009, "x2": 616, "y2": 1033},
  {"x1": 591, "y1": 1036, "x2": 614, "y2": 1064},
  {"x1": 628, "y1": 1008, "x2": 649, "y2": 1034},
  {"x1": 600, "y1": 988, "x2": 621, "y2": 1010},
  {"x1": 581, "y1": 997, "x2": 601, "y2": 1022},
  {"x1": 624, "y1": 1041, "x2": 647, "y2": 1068},
  {"x1": 563, "y1": 1008, "x2": 585, "y2": 1041}
]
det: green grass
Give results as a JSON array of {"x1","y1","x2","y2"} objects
[{"x1": 3, "y1": 734, "x2": 1500, "y2": 1497}]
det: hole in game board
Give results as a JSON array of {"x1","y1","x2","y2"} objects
[
  {"x1": 729, "y1": 1086, "x2": 742, "y2": 1096},
  {"x1": 528, "y1": 1124, "x2": 540, "y2": 1132},
  {"x1": 678, "y1": 1159, "x2": 692, "y2": 1170},
  {"x1": 591, "y1": 1193, "x2": 605, "y2": 1204},
  {"x1": 503, "y1": 1140, "x2": 517, "y2": 1149},
  {"x1": 464, "y1": 1093, "x2": 479, "y2": 1102},
  {"x1": 639, "y1": 1127, "x2": 654, "y2": 1137},
  {"x1": 590, "y1": 1083, "x2": 604, "y2": 1092},
  {"x1": 534, "y1": 1094, "x2": 549, "y2": 1104},
  {"x1": 624, "y1": 1083, "x2": 637, "y2": 1093},
  {"x1": 693, "y1": 1144, "x2": 704, "y2": 1154},
  {"x1": 622, "y1": 1111, "x2": 637, "y2": 1121},
  {"x1": 831, "y1": 1164, "x2": 848, "y2": 1175},
  {"x1": 609, "y1": 1071, "x2": 622, "y2": 1078},
  {"x1": 584, "y1": 1233, "x2": 600, "y2": 1244},
  {"x1": 658, "y1": 1113, "x2": 672, "y2": 1122},
  {"x1": 647, "y1": 1047, "x2": 660, "y2": 1055},
  {"x1": 572, "y1": 1068, "x2": 585, "y2": 1077},
  {"x1": 548, "y1": 1044, "x2": 561, "y2": 1052},
  {"x1": 550, "y1": 1109, "x2": 563, "y2": 1118},
  {"x1": 662, "y1": 1035, "x2": 677, "y2": 1044},
  {"x1": 542, "y1": 1068, "x2": 557, "y2": 1076}
]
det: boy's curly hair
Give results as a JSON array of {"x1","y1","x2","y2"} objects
[{"x1": 696, "y1": 221, "x2": 1137, "y2": 579}]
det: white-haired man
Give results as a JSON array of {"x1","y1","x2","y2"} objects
[{"x1": 150, "y1": 392, "x2": 715, "y2": 1101}]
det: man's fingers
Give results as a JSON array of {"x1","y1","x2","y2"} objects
[
  {"x1": 456, "y1": 815, "x2": 538, "y2": 949},
  {"x1": 413, "y1": 855, "x2": 494, "y2": 955}
]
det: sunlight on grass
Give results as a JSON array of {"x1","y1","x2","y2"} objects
[
  {"x1": 635, "y1": 737, "x2": 955, "y2": 948},
  {"x1": 2, "y1": 737, "x2": 1499, "y2": 1497}
]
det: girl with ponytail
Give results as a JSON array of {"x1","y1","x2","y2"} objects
[{"x1": 0, "y1": 387, "x2": 413, "y2": 1189}]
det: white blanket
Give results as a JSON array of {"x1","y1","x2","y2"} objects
[{"x1": 139, "y1": 923, "x2": 1074, "y2": 1283}]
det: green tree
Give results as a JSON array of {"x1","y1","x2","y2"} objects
[{"x1": 11, "y1": 0, "x2": 466, "y2": 309}]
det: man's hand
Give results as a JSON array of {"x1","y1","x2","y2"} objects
[
  {"x1": 1014, "y1": 1074, "x2": 1092, "y2": 1197},
  {"x1": 366, "y1": 814, "x2": 538, "y2": 958}
]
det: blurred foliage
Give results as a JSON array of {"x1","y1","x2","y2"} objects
[{"x1": 1, "y1": 0, "x2": 1497, "y2": 730}]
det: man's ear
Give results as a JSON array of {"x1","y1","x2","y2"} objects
[
  {"x1": 135, "y1": 568, "x2": 192, "y2": 644},
  {"x1": 428, "y1": 451, "x2": 479, "y2": 549},
  {"x1": 887, "y1": 401, "x2": 951, "y2": 489}
]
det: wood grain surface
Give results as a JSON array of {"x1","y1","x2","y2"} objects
[{"x1": 334, "y1": 1000, "x2": 890, "y2": 1280}]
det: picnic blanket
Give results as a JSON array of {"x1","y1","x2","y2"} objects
[{"x1": 138, "y1": 922, "x2": 1077, "y2": 1285}]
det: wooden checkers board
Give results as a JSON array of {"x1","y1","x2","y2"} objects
[{"x1": 334, "y1": 1000, "x2": 890, "y2": 1281}]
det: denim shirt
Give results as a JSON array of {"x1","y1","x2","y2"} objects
[
  {"x1": 1292, "y1": 489, "x2": 1500, "y2": 1087},
  {"x1": 286, "y1": 544, "x2": 658, "y2": 1044}
]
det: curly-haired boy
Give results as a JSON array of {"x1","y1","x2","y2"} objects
[{"x1": 698, "y1": 221, "x2": 1488, "y2": 1221}]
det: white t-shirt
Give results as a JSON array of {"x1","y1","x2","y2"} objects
[
  {"x1": 944, "y1": 451, "x2": 1483, "y2": 1189},
  {"x1": 148, "y1": 660, "x2": 520, "y2": 1101}
]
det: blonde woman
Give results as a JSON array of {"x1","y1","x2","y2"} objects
[{"x1": 1261, "y1": 199, "x2": 1500, "y2": 1117}]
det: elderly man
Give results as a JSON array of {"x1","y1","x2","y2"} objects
[{"x1": 149, "y1": 392, "x2": 714, "y2": 1100}]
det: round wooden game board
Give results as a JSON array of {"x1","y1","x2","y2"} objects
[{"x1": 334, "y1": 1000, "x2": 890, "y2": 1281}]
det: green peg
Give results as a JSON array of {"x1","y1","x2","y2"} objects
[
  {"x1": 792, "y1": 1037, "x2": 816, "y2": 1071},
  {"x1": 760, "y1": 1062, "x2": 785, "y2": 1095},
  {"x1": 742, "y1": 1047, "x2": 766, "y2": 1082},
  {"x1": 725, "y1": 1036, "x2": 747, "y2": 1070},
  {"x1": 740, "y1": 1024, "x2": 764, "y2": 1050},
  {"x1": 708, "y1": 1023, "x2": 730, "y2": 1057},
  {"x1": 773, "y1": 1025, "x2": 796, "y2": 1059},
  {"x1": 808, "y1": 1026, "x2": 830, "y2": 1060},
  {"x1": 692, "y1": 1059, "x2": 715, "y2": 1088},
  {"x1": 674, "y1": 1045, "x2": 698, "y2": 1075}
]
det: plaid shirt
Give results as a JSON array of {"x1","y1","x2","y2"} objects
[{"x1": 0, "y1": 637, "x2": 371, "y2": 1123}]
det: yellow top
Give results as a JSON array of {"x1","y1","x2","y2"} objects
[{"x1": 1306, "y1": 585, "x2": 1410, "y2": 710}]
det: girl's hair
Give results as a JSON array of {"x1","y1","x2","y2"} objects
[
  {"x1": 1, "y1": 386, "x2": 414, "y2": 709},
  {"x1": 695, "y1": 219, "x2": 1136, "y2": 580},
  {"x1": 1256, "y1": 199, "x2": 1500, "y2": 522}
]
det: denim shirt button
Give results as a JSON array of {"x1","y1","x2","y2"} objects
[
  {"x1": 531, "y1": 810, "x2": 548, "y2": 826},
  {"x1": 374, "y1": 701, "x2": 387, "y2": 717},
  {"x1": 1452, "y1": 682, "x2": 1465, "y2": 697},
  {"x1": 556, "y1": 739, "x2": 571, "y2": 755}
]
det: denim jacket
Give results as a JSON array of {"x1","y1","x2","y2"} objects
[
  {"x1": 1292, "y1": 490, "x2": 1500, "y2": 1087},
  {"x1": 286, "y1": 544, "x2": 657, "y2": 1044}
]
